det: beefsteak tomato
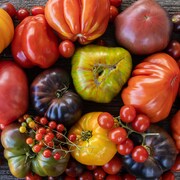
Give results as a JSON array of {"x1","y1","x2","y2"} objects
[
  {"x1": 0, "y1": 8, "x2": 14, "y2": 53},
  {"x1": 0, "y1": 60, "x2": 28, "y2": 125},
  {"x1": 11, "y1": 14, "x2": 59, "y2": 68},
  {"x1": 121, "y1": 53, "x2": 180, "y2": 122},
  {"x1": 44, "y1": 0, "x2": 110, "y2": 44},
  {"x1": 68, "y1": 112, "x2": 117, "y2": 166},
  {"x1": 30, "y1": 68, "x2": 83, "y2": 127},
  {"x1": 1, "y1": 123, "x2": 70, "y2": 178}
]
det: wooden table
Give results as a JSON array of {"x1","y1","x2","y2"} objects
[{"x1": 0, "y1": 0, "x2": 179, "y2": 179}]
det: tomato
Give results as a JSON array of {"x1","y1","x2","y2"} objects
[
  {"x1": 171, "y1": 154, "x2": 180, "y2": 172},
  {"x1": 106, "y1": 174, "x2": 122, "y2": 180},
  {"x1": 31, "y1": 6, "x2": 45, "y2": 16},
  {"x1": 161, "y1": 171, "x2": 175, "y2": 180},
  {"x1": 109, "y1": 5, "x2": 119, "y2": 22},
  {"x1": 68, "y1": 112, "x2": 117, "y2": 165},
  {"x1": 78, "y1": 170, "x2": 93, "y2": 180},
  {"x1": 166, "y1": 40, "x2": 180, "y2": 60},
  {"x1": 25, "y1": 172, "x2": 42, "y2": 180},
  {"x1": 59, "y1": 40, "x2": 75, "y2": 58},
  {"x1": 0, "y1": 61, "x2": 28, "y2": 125},
  {"x1": 30, "y1": 68, "x2": 83, "y2": 127},
  {"x1": 11, "y1": 14, "x2": 59, "y2": 68},
  {"x1": 16, "y1": 8, "x2": 30, "y2": 21},
  {"x1": 121, "y1": 53, "x2": 180, "y2": 123},
  {"x1": 171, "y1": 110, "x2": 180, "y2": 152},
  {"x1": 0, "y1": 2, "x2": 16, "y2": 18},
  {"x1": 122, "y1": 173, "x2": 136, "y2": 180},
  {"x1": 0, "y1": 8, "x2": 14, "y2": 53},
  {"x1": 45, "y1": 0, "x2": 110, "y2": 44},
  {"x1": 109, "y1": 0, "x2": 122, "y2": 7},
  {"x1": 102, "y1": 155, "x2": 122, "y2": 175},
  {"x1": 120, "y1": 105, "x2": 136, "y2": 123},
  {"x1": 93, "y1": 167, "x2": 106, "y2": 180}
]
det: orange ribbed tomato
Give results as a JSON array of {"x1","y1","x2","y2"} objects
[
  {"x1": 44, "y1": 0, "x2": 110, "y2": 44},
  {"x1": 0, "y1": 8, "x2": 14, "y2": 53}
]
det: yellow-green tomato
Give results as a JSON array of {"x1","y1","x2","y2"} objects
[{"x1": 68, "y1": 112, "x2": 117, "y2": 165}]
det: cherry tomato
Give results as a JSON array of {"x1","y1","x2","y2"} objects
[
  {"x1": 106, "y1": 174, "x2": 122, "y2": 180},
  {"x1": 0, "y1": 2, "x2": 16, "y2": 18},
  {"x1": 56, "y1": 124, "x2": 65, "y2": 132},
  {"x1": 93, "y1": 167, "x2": 106, "y2": 180},
  {"x1": 161, "y1": 171, "x2": 175, "y2": 180},
  {"x1": 109, "y1": 5, "x2": 119, "y2": 22},
  {"x1": 38, "y1": 127, "x2": 46, "y2": 135},
  {"x1": 131, "y1": 114, "x2": 150, "y2": 132},
  {"x1": 116, "y1": 138, "x2": 134, "y2": 155},
  {"x1": 122, "y1": 173, "x2": 136, "y2": 180},
  {"x1": 78, "y1": 170, "x2": 93, "y2": 180},
  {"x1": 35, "y1": 133, "x2": 43, "y2": 141},
  {"x1": 16, "y1": 8, "x2": 30, "y2": 21},
  {"x1": 40, "y1": 117, "x2": 48, "y2": 125},
  {"x1": 120, "y1": 105, "x2": 136, "y2": 123},
  {"x1": 109, "y1": 0, "x2": 122, "y2": 7},
  {"x1": 98, "y1": 112, "x2": 114, "y2": 129},
  {"x1": 131, "y1": 145, "x2": 149, "y2": 163},
  {"x1": 53, "y1": 152, "x2": 61, "y2": 160},
  {"x1": 43, "y1": 149, "x2": 52, "y2": 158},
  {"x1": 59, "y1": 40, "x2": 75, "y2": 58},
  {"x1": 108, "y1": 127, "x2": 127, "y2": 144},
  {"x1": 102, "y1": 155, "x2": 122, "y2": 175},
  {"x1": 26, "y1": 137, "x2": 34, "y2": 145},
  {"x1": 25, "y1": 172, "x2": 42, "y2": 180},
  {"x1": 48, "y1": 121, "x2": 57, "y2": 129},
  {"x1": 68, "y1": 133, "x2": 77, "y2": 142},
  {"x1": 31, "y1": 6, "x2": 45, "y2": 16},
  {"x1": 86, "y1": 165, "x2": 97, "y2": 171},
  {"x1": 166, "y1": 40, "x2": 180, "y2": 60}
]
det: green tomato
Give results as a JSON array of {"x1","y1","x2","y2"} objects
[{"x1": 71, "y1": 45, "x2": 132, "y2": 103}]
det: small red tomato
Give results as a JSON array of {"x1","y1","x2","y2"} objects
[
  {"x1": 171, "y1": 154, "x2": 180, "y2": 172},
  {"x1": 31, "y1": 6, "x2": 45, "y2": 16},
  {"x1": 109, "y1": 5, "x2": 119, "y2": 22},
  {"x1": 78, "y1": 170, "x2": 93, "y2": 180},
  {"x1": 59, "y1": 40, "x2": 75, "y2": 58},
  {"x1": 0, "y1": 3, "x2": 16, "y2": 18},
  {"x1": 98, "y1": 112, "x2": 114, "y2": 129},
  {"x1": 40, "y1": 117, "x2": 48, "y2": 125},
  {"x1": 25, "y1": 172, "x2": 42, "y2": 180},
  {"x1": 48, "y1": 121, "x2": 57, "y2": 129},
  {"x1": 56, "y1": 124, "x2": 65, "y2": 132},
  {"x1": 93, "y1": 167, "x2": 106, "y2": 180},
  {"x1": 161, "y1": 171, "x2": 175, "y2": 180},
  {"x1": 122, "y1": 173, "x2": 136, "y2": 180},
  {"x1": 102, "y1": 155, "x2": 122, "y2": 175},
  {"x1": 86, "y1": 165, "x2": 97, "y2": 171},
  {"x1": 53, "y1": 152, "x2": 61, "y2": 160},
  {"x1": 68, "y1": 133, "x2": 77, "y2": 142},
  {"x1": 32, "y1": 144, "x2": 42, "y2": 153},
  {"x1": 109, "y1": 0, "x2": 122, "y2": 7},
  {"x1": 120, "y1": 105, "x2": 136, "y2": 123},
  {"x1": 131, "y1": 146, "x2": 149, "y2": 163},
  {"x1": 108, "y1": 127, "x2": 127, "y2": 144},
  {"x1": 106, "y1": 174, "x2": 122, "y2": 180},
  {"x1": 16, "y1": 8, "x2": 30, "y2": 21},
  {"x1": 166, "y1": 40, "x2": 180, "y2": 60},
  {"x1": 43, "y1": 149, "x2": 52, "y2": 158}
]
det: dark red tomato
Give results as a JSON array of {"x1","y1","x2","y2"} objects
[
  {"x1": 161, "y1": 171, "x2": 175, "y2": 180},
  {"x1": 59, "y1": 40, "x2": 75, "y2": 58},
  {"x1": 109, "y1": 5, "x2": 119, "y2": 22},
  {"x1": 31, "y1": 6, "x2": 45, "y2": 16},
  {"x1": 171, "y1": 154, "x2": 180, "y2": 172},
  {"x1": 0, "y1": 2, "x2": 16, "y2": 18},
  {"x1": 86, "y1": 165, "x2": 97, "y2": 171},
  {"x1": 93, "y1": 167, "x2": 106, "y2": 180},
  {"x1": 16, "y1": 8, "x2": 30, "y2": 21},
  {"x1": 109, "y1": 0, "x2": 122, "y2": 7},
  {"x1": 131, "y1": 146, "x2": 149, "y2": 163},
  {"x1": 78, "y1": 170, "x2": 93, "y2": 180},
  {"x1": 120, "y1": 105, "x2": 136, "y2": 123},
  {"x1": 25, "y1": 172, "x2": 42, "y2": 180},
  {"x1": 64, "y1": 176, "x2": 76, "y2": 180},
  {"x1": 98, "y1": 112, "x2": 114, "y2": 129},
  {"x1": 116, "y1": 138, "x2": 134, "y2": 155},
  {"x1": 108, "y1": 127, "x2": 127, "y2": 144},
  {"x1": 102, "y1": 155, "x2": 122, "y2": 175},
  {"x1": 106, "y1": 174, "x2": 122, "y2": 180},
  {"x1": 131, "y1": 114, "x2": 150, "y2": 132},
  {"x1": 122, "y1": 173, "x2": 136, "y2": 180},
  {"x1": 166, "y1": 40, "x2": 180, "y2": 60}
]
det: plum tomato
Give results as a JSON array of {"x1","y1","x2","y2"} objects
[
  {"x1": 59, "y1": 40, "x2": 75, "y2": 58},
  {"x1": 31, "y1": 6, "x2": 45, "y2": 16},
  {"x1": 120, "y1": 105, "x2": 136, "y2": 123},
  {"x1": 97, "y1": 112, "x2": 114, "y2": 129},
  {"x1": 131, "y1": 146, "x2": 149, "y2": 163},
  {"x1": 0, "y1": 2, "x2": 16, "y2": 18},
  {"x1": 102, "y1": 155, "x2": 122, "y2": 175},
  {"x1": 108, "y1": 127, "x2": 127, "y2": 144},
  {"x1": 109, "y1": 5, "x2": 119, "y2": 22},
  {"x1": 131, "y1": 114, "x2": 150, "y2": 132},
  {"x1": 93, "y1": 167, "x2": 106, "y2": 180},
  {"x1": 166, "y1": 40, "x2": 180, "y2": 60},
  {"x1": 109, "y1": 0, "x2": 122, "y2": 7},
  {"x1": 16, "y1": 8, "x2": 30, "y2": 21}
]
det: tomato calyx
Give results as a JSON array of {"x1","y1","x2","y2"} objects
[
  {"x1": 56, "y1": 85, "x2": 69, "y2": 98},
  {"x1": 81, "y1": 130, "x2": 92, "y2": 141}
]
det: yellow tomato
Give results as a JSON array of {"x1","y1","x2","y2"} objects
[
  {"x1": 68, "y1": 112, "x2": 117, "y2": 166},
  {"x1": 0, "y1": 8, "x2": 14, "y2": 53}
]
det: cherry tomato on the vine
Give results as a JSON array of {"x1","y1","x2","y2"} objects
[
  {"x1": 43, "y1": 149, "x2": 52, "y2": 158},
  {"x1": 78, "y1": 170, "x2": 93, "y2": 180},
  {"x1": 93, "y1": 167, "x2": 106, "y2": 180},
  {"x1": 59, "y1": 40, "x2": 75, "y2": 58},
  {"x1": 98, "y1": 112, "x2": 114, "y2": 129},
  {"x1": 16, "y1": 8, "x2": 30, "y2": 21},
  {"x1": 120, "y1": 105, "x2": 136, "y2": 123}
]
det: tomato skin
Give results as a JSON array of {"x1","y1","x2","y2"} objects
[
  {"x1": 109, "y1": 0, "x2": 122, "y2": 7},
  {"x1": 121, "y1": 53, "x2": 180, "y2": 123},
  {"x1": 93, "y1": 167, "x2": 106, "y2": 180},
  {"x1": 31, "y1": 6, "x2": 45, "y2": 16},
  {"x1": 98, "y1": 112, "x2": 114, "y2": 129},
  {"x1": 16, "y1": 8, "x2": 30, "y2": 21},
  {"x1": 0, "y1": 61, "x2": 28, "y2": 125},
  {"x1": 120, "y1": 105, "x2": 136, "y2": 123},
  {"x1": 109, "y1": 5, "x2": 119, "y2": 22},
  {"x1": 11, "y1": 14, "x2": 59, "y2": 68},
  {"x1": 0, "y1": 2, "x2": 16, "y2": 18},
  {"x1": 59, "y1": 40, "x2": 75, "y2": 58},
  {"x1": 68, "y1": 112, "x2": 117, "y2": 165},
  {"x1": 45, "y1": 0, "x2": 110, "y2": 44},
  {"x1": 161, "y1": 171, "x2": 175, "y2": 180}
]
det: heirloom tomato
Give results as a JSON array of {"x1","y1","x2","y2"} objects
[
  {"x1": 68, "y1": 112, "x2": 117, "y2": 166},
  {"x1": 0, "y1": 60, "x2": 28, "y2": 125},
  {"x1": 11, "y1": 14, "x2": 59, "y2": 68},
  {"x1": 30, "y1": 68, "x2": 83, "y2": 127},
  {"x1": 0, "y1": 8, "x2": 14, "y2": 53},
  {"x1": 121, "y1": 53, "x2": 180, "y2": 122},
  {"x1": 123, "y1": 125, "x2": 177, "y2": 179},
  {"x1": 1, "y1": 123, "x2": 70, "y2": 178},
  {"x1": 44, "y1": 0, "x2": 110, "y2": 44},
  {"x1": 71, "y1": 45, "x2": 132, "y2": 103},
  {"x1": 171, "y1": 110, "x2": 180, "y2": 152}
]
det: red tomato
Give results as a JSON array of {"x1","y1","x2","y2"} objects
[
  {"x1": 171, "y1": 154, "x2": 180, "y2": 172},
  {"x1": 161, "y1": 171, "x2": 175, "y2": 180},
  {"x1": 109, "y1": 0, "x2": 122, "y2": 7},
  {"x1": 25, "y1": 172, "x2": 42, "y2": 180},
  {"x1": 98, "y1": 112, "x2": 114, "y2": 129},
  {"x1": 109, "y1": 5, "x2": 119, "y2": 22},
  {"x1": 31, "y1": 6, "x2": 45, "y2": 16},
  {"x1": 78, "y1": 170, "x2": 93, "y2": 180},
  {"x1": 0, "y1": 61, "x2": 28, "y2": 125},
  {"x1": 166, "y1": 40, "x2": 180, "y2": 60},
  {"x1": 93, "y1": 167, "x2": 106, "y2": 180},
  {"x1": 122, "y1": 173, "x2": 136, "y2": 180},
  {"x1": 102, "y1": 155, "x2": 122, "y2": 175},
  {"x1": 120, "y1": 105, "x2": 136, "y2": 123},
  {"x1": 16, "y1": 8, "x2": 30, "y2": 21},
  {"x1": 0, "y1": 2, "x2": 16, "y2": 18},
  {"x1": 106, "y1": 174, "x2": 122, "y2": 180},
  {"x1": 59, "y1": 40, "x2": 75, "y2": 58}
]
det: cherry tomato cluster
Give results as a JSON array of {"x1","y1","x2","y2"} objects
[
  {"x1": 18, "y1": 114, "x2": 75, "y2": 160},
  {"x1": 98, "y1": 105, "x2": 151, "y2": 163}
]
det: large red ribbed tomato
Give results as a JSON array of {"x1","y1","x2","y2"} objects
[
  {"x1": 121, "y1": 53, "x2": 180, "y2": 123},
  {"x1": 44, "y1": 0, "x2": 110, "y2": 44}
]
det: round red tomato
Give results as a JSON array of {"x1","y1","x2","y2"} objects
[
  {"x1": 0, "y1": 60, "x2": 29, "y2": 125},
  {"x1": 59, "y1": 40, "x2": 75, "y2": 58},
  {"x1": 25, "y1": 172, "x2": 42, "y2": 180}
]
